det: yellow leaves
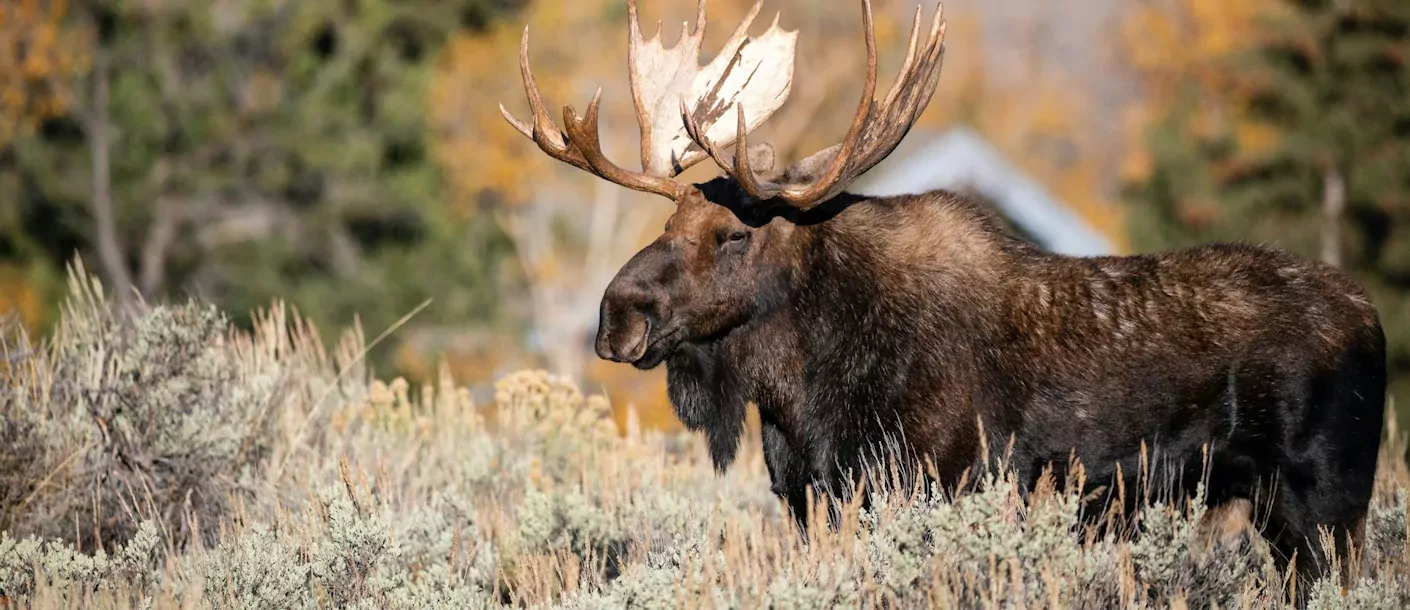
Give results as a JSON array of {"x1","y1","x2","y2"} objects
[
  {"x1": 1120, "y1": 0, "x2": 1287, "y2": 120},
  {"x1": 0, "y1": 264, "x2": 45, "y2": 331},
  {"x1": 1233, "y1": 120, "x2": 1281, "y2": 159},
  {"x1": 21, "y1": 24, "x2": 57, "y2": 77},
  {"x1": 430, "y1": 39, "x2": 549, "y2": 212},
  {"x1": 1119, "y1": 0, "x2": 1291, "y2": 224},
  {"x1": 1123, "y1": 0, "x2": 1278, "y2": 84},
  {"x1": 1121, "y1": 106, "x2": 1156, "y2": 185},
  {"x1": 1190, "y1": 101, "x2": 1226, "y2": 142},
  {"x1": 0, "y1": 0, "x2": 90, "y2": 146},
  {"x1": 1119, "y1": 0, "x2": 1287, "y2": 169},
  {"x1": 1187, "y1": 0, "x2": 1244, "y2": 59},
  {"x1": 1, "y1": 85, "x2": 23, "y2": 111},
  {"x1": 1122, "y1": 5, "x2": 1186, "y2": 75},
  {"x1": 429, "y1": 0, "x2": 646, "y2": 215}
]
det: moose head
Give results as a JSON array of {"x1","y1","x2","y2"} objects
[{"x1": 501, "y1": 0, "x2": 946, "y2": 371}]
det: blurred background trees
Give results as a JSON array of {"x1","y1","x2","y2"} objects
[
  {"x1": 1, "y1": 0, "x2": 1406, "y2": 424},
  {"x1": 2, "y1": 0, "x2": 520, "y2": 353},
  {"x1": 1122, "y1": 0, "x2": 1410, "y2": 397}
]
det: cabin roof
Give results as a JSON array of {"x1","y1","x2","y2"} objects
[{"x1": 851, "y1": 126, "x2": 1115, "y2": 257}]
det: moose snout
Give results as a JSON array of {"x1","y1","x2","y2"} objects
[
  {"x1": 595, "y1": 281, "x2": 664, "y2": 364},
  {"x1": 595, "y1": 306, "x2": 651, "y2": 363},
  {"x1": 596, "y1": 241, "x2": 677, "y2": 365}
]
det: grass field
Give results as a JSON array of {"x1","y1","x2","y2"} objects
[{"x1": 2, "y1": 266, "x2": 1408, "y2": 609}]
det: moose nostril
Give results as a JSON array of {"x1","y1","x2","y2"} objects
[
  {"x1": 640, "y1": 303, "x2": 661, "y2": 330},
  {"x1": 595, "y1": 304, "x2": 652, "y2": 363},
  {"x1": 594, "y1": 329, "x2": 615, "y2": 362},
  {"x1": 623, "y1": 319, "x2": 650, "y2": 361}
]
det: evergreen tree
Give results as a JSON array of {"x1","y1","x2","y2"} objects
[
  {"x1": 1125, "y1": 0, "x2": 1410, "y2": 399},
  {"x1": 0, "y1": 0, "x2": 522, "y2": 369}
]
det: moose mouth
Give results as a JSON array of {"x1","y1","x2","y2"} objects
[{"x1": 629, "y1": 325, "x2": 686, "y2": 370}]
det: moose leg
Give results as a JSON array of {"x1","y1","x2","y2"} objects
[
  {"x1": 1264, "y1": 381, "x2": 1380, "y2": 603},
  {"x1": 762, "y1": 421, "x2": 812, "y2": 532}
]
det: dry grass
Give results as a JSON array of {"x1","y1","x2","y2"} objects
[{"x1": 2, "y1": 264, "x2": 1409, "y2": 609}]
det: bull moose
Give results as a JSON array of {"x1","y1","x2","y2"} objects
[{"x1": 500, "y1": 0, "x2": 1386, "y2": 591}]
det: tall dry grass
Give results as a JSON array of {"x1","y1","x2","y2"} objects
[{"x1": 1, "y1": 263, "x2": 1408, "y2": 609}]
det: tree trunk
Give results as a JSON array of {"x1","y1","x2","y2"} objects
[
  {"x1": 1321, "y1": 165, "x2": 1345, "y2": 268},
  {"x1": 139, "y1": 197, "x2": 180, "y2": 296},
  {"x1": 87, "y1": 52, "x2": 135, "y2": 302}
]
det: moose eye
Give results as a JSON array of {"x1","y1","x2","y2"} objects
[{"x1": 718, "y1": 230, "x2": 749, "y2": 254}]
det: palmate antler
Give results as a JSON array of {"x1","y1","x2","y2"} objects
[
  {"x1": 684, "y1": 0, "x2": 947, "y2": 211},
  {"x1": 500, "y1": 0, "x2": 798, "y2": 201},
  {"x1": 502, "y1": 0, "x2": 946, "y2": 209}
]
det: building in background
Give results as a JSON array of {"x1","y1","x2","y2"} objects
[{"x1": 854, "y1": 127, "x2": 1117, "y2": 257}]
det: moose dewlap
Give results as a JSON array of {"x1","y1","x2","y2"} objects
[{"x1": 500, "y1": 0, "x2": 1387, "y2": 599}]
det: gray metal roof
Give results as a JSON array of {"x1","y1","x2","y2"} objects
[{"x1": 851, "y1": 126, "x2": 1115, "y2": 257}]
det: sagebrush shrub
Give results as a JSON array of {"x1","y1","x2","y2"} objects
[
  {"x1": 201, "y1": 524, "x2": 313, "y2": 610},
  {"x1": 0, "y1": 520, "x2": 160, "y2": 600},
  {"x1": 2, "y1": 266, "x2": 1410, "y2": 609},
  {"x1": 2, "y1": 277, "x2": 286, "y2": 548}
]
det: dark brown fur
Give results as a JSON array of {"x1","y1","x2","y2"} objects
[{"x1": 595, "y1": 181, "x2": 1386, "y2": 596}]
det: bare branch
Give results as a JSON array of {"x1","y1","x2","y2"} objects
[{"x1": 138, "y1": 198, "x2": 182, "y2": 296}]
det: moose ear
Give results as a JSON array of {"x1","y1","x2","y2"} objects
[
  {"x1": 730, "y1": 142, "x2": 776, "y2": 177},
  {"x1": 780, "y1": 144, "x2": 840, "y2": 185}
]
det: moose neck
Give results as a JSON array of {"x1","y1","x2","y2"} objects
[
  {"x1": 792, "y1": 192, "x2": 1016, "y2": 345},
  {"x1": 667, "y1": 191, "x2": 1022, "y2": 472}
]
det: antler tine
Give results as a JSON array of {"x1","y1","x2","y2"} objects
[
  {"x1": 564, "y1": 91, "x2": 686, "y2": 200},
  {"x1": 732, "y1": 105, "x2": 783, "y2": 200},
  {"x1": 884, "y1": 6, "x2": 926, "y2": 110},
  {"x1": 502, "y1": 25, "x2": 686, "y2": 200},
  {"x1": 631, "y1": 0, "x2": 795, "y2": 177},
  {"x1": 719, "y1": 1, "x2": 765, "y2": 58},
  {"x1": 771, "y1": 0, "x2": 883, "y2": 207},
  {"x1": 887, "y1": 7, "x2": 945, "y2": 124},
  {"x1": 701, "y1": 0, "x2": 947, "y2": 212},
  {"x1": 872, "y1": 13, "x2": 945, "y2": 145},
  {"x1": 669, "y1": 2, "x2": 767, "y2": 176},
  {"x1": 916, "y1": 11, "x2": 947, "y2": 120},
  {"x1": 681, "y1": 98, "x2": 736, "y2": 172},
  {"x1": 500, "y1": 26, "x2": 594, "y2": 174}
]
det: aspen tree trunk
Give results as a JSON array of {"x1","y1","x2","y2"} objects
[
  {"x1": 1321, "y1": 165, "x2": 1345, "y2": 268},
  {"x1": 87, "y1": 53, "x2": 135, "y2": 302}
]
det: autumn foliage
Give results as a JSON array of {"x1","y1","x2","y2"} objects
[
  {"x1": 1121, "y1": 0, "x2": 1410, "y2": 401},
  {"x1": 0, "y1": 0, "x2": 88, "y2": 146}
]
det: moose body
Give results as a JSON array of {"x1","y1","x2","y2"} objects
[
  {"x1": 644, "y1": 187, "x2": 1385, "y2": 578},
  {"x1": 502, "y1": 0, "x2": 1386, "y2": 591}
]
